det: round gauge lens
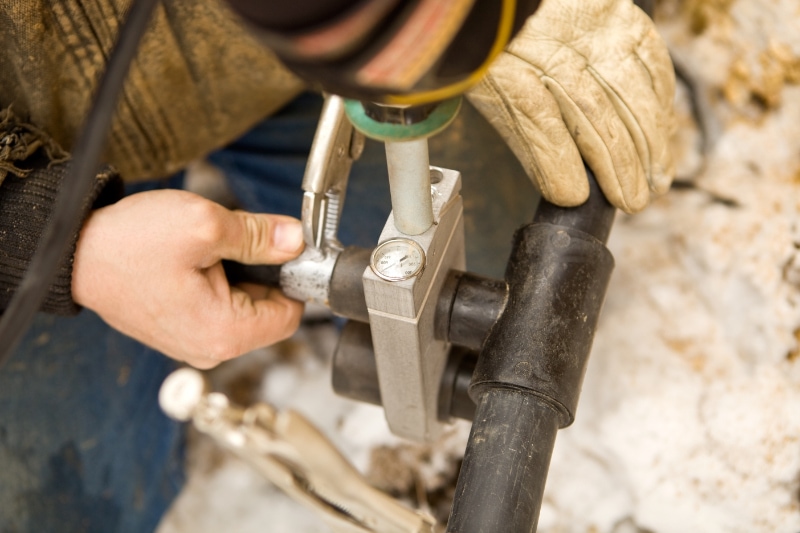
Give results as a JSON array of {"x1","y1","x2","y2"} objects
[{"x1": 370, "y1": 238, "x2": 426, "y2": 281}]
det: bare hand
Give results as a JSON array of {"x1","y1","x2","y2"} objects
[{"x1": 72, "y1": 189, "x2": 305, "y2": 369}]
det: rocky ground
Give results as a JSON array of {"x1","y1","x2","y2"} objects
[{"x1": 158, "y1": 1, "x2": 800, "y2": 532}]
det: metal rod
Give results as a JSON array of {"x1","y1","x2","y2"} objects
[{"x1": 385, "y1": 139, "x2": 434, "y2": 235}]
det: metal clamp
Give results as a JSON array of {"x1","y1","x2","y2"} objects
[
  {"x1": 281, "y1": 95, "x2": 364, "y2": 305},
  {"x1": 159, "y1": 368, "x2": 439, "y2": 533}
]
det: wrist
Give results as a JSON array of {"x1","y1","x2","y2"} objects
[{"x1": 71, "y1": 210, "x2": 99, "y2": 310}]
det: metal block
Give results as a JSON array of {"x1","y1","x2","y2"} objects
[{"x1": 362, "y1": 167, "x2": 465, "y2": 441}]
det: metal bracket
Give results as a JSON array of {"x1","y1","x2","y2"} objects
[{"x1": 362, "y1": 167, "x2": 465, "y2": 441}]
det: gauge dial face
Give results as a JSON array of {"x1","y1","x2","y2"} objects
[{"x1": 370, "y1": 238, "x2": 426, "y2": 282}]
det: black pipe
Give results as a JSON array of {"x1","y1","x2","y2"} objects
[
  {"x1": 447, "y1": 391, "x2": 560, "y2": 533},
  {"x1": 222, "y1": 261, "x2": 282, "y2": 287},
  {"x1": 437, "y1": 346, "x2": 478, "y2": 422},
  {"x1": 436, "y1": 272, "x2": 507, "y2": 352},
  {"x1": 447, "y1": 169, "x2": 615, "y2": 533},
  {"x1": 328, "y1": 246, "x2": 372, "y2": 322},
  {"x1": 532, "y1": 185, "x2": 615, "y2": 244},
  {"x1": 331, "y1": 320, "x2": 383, "y2": 407}
]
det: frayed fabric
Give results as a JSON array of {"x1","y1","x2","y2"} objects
[{"x1": 0, "y1": 106, "x2": 69, "y2": 184}]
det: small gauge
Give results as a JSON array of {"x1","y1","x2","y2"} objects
[{"x1": 370, "y1": 238, "x2": 426, "y2": 282}]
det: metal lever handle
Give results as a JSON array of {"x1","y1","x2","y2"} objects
[
  {"x1": 281, "y1": 96, "x2": 364, "y2": 305},
  {"x1": 301, "y1": 95, "x2": 364, "y2": 250},
  {"x1": 221, "y1": 96, "x2": 363, "y2": 294}
]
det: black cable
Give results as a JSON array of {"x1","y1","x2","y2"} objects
[{"x1": 0, "y1": 0, "x2": 159, "y2": 369}]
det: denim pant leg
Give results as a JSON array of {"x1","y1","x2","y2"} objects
[{"x1": 0, "y1": 178, "x2": 187, "y2": 533}]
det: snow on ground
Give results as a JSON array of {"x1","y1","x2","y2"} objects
[{"x1": 159, "y1": 2, "x2": 800, "y2": 532}]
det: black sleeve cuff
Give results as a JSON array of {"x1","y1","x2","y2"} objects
[{"x1": 0, "y1": 160, "x2": 124, "y2": 315}]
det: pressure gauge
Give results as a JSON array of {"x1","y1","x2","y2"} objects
[{"x1": 370, "y1": 238, "x2": 426, "y2": 282}]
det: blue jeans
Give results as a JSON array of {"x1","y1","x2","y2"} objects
[{"x1": 0, "y1": 93, "x2": 533, "y2": 533}]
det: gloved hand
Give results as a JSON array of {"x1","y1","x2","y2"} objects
[{"x1": 467, "y1": 0, "x2": 675, "y2": 214}]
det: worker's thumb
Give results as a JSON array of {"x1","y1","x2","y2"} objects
[{"x1": 220, "y1": 211, "x2": 304, "y2": 265}]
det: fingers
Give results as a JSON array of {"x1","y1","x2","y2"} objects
[
  {"x1": 468, "y1": 54, "x2": 589, "y2": 207},
  {"x1": 194, "y1": 209, "x2": 304, "y2": 367},
  {"x1": 634, "y1": 20, "x2": 677, "y2": 194},
  {"x1": 587, "y1": 64, "x2": 661, "y2": 196},
  {"x1": 73, "y1": 189, "x2": 307, "y2": 370},
  {"x1": 502, "y1": 10, "x2": 651, "y2": 211},
  {"x1": 218, "y1": 210, "x2": 305, "y2": 265},
  {"x1": 589, "y1": 5, "x2": 676, "y2": 196},
  {"x1": 229, "y1": 286, "x2": 304, "y2": 355},
  {"x1": 541, "y1": 66, "x2": 649, "y2": 213},
  {"x1": 501, "y1": 0, "x2": 675, "y2": 213},
  {"x1": 183, "y1": 286, "x2": 304, "y2": 369}
]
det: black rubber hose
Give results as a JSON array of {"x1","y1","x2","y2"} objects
[{"x1": 0, "y1": 0, "x2": 159, "y2": 369}]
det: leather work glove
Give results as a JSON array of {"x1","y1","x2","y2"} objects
[{"x1": 467, "y1": 0, "x2": 675, "y2": 214}]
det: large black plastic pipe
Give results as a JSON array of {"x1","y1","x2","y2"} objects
[
  {"x1": 447, "y1": 391, "x2": 560, "y2": 532},
  {"x1": 446, "y1": 170, "x2": 615, "y2": 533}
]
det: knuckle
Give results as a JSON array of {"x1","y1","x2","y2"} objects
[
  {"x1": 188, "y1": 358, "x2": 221, "y2": 370},
  {"x1": 205, "y1": 337, "x2": 241, "y2": 362},
  {"x1": 274, "y1": 300, "x2": 303, "y2": 340},
  {"x1": 189, "y1": 201, "x2": 226, "y2": 244}
]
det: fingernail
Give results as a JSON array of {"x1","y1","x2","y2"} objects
[{"x1": 274, "y1": 219, "x2": 304, "y2": 253}]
